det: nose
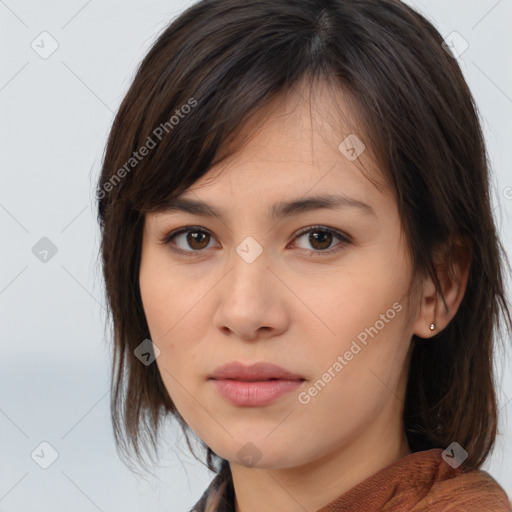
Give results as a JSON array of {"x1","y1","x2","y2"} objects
[{"x1": 213, "y1": 242, "x2": 288, "y2": 342}]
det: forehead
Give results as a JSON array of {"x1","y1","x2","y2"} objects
[{"x1": 186, "y1": 78, "x2": 390, "y2": 204}]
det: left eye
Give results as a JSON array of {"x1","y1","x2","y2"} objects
[
  {"x1": 292, "y1": 226, "x2": 350, "y2": 254},
  {"x1": 161, "y1": 225, "x2": 350, "y2": 256}
]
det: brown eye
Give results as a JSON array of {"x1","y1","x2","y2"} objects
[
  {"x1": 307, "y1": 230, "x2": 333, "y2": 250},
  {"x1": 186, "y1": 230, "x2": 211, "y2": 250},
  {"x1": 293, "y1": 226, "x2": 351, "y2": 255},
  {"x1": 162, "y1": 227, "x2": 217, "y2": 255},
  {"x1": 162, "y1": 225, "x2": 350, "y2": 258}
]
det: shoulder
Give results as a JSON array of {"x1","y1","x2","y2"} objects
[{"x1": 412, "y1": 456, "x2": 511, "y2": 512}]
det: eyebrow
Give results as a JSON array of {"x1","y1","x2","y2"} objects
[{"x1": 160, "y1": 193, "x2": 376, "y2": 220}]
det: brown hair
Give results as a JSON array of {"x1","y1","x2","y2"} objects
[{"x1": 96, "y1": 0, "x2": 511, "y2": 473}]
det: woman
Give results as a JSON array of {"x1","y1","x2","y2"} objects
[{"x1": 96, "y1": 0, "x2": 512, "y2": 510}]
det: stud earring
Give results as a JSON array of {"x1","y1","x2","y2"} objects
[{"x1": 430, "y1": 293, "x2": 438, "y2": 333}]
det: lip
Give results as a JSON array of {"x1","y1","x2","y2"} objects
[
  {"x1": 209, "y1": 362, "x2": 305, "y2": 407},
  {"x1": 210, "y1": 361, "x2": 304, "y2": 381}
]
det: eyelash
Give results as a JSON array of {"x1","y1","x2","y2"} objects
[{"x1": 159, "y1": 225, "x2": 351, "y2": 258}]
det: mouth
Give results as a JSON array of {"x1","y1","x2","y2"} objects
[
  {"x1": 218, "y1": 377, "x2": 301, "y2": 382},
  {"x1": 209, "y1": 361, "x2": 305, "y2": 382},
  {"x1": 209, "y1": 362, "x2": 305, "y2": 407}
]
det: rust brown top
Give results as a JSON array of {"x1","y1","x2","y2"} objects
[{"x1": 191, "y1": 448, "x2": 511, "y2": 512}]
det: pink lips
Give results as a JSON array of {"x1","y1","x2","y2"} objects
[{"x1": 209, "y1": 362, "x2": 305, "y2": 407}]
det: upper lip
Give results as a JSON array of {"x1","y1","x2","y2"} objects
[{"x1": 209, "y1": 362, "x2": 304, "y2": 382}]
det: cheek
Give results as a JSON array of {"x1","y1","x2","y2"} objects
[
  {"x1": 305, "y1": 314, "x2": 410, "y2": 398},
  {"x1": 294, "y1": 318, "x2": 411, "y2": 453},
  {"x1": 139, "y1": 251, "x2": 209, "y2": 388},
  {"x1": 139, "y1": 250, "x2": 200, "y2": 344},
  {"x1": 292, "y1": 266, "x2": 412, "y2": 400},
  {"x1": 139, "y1": 266, "x2": 170, "y2": 342},
  {"x1": 291, "y1": 259, "x2": 410, "y2": 347}
]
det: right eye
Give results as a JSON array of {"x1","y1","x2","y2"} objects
[{"x1": 160, "y1": 226, "x2": 219, "y2": 256}]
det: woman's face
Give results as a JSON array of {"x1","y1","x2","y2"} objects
[{"x1": 139, "y1": 81, "x2": 424, "y2": 470}]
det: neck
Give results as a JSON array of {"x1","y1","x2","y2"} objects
[{"x1": 231, "y1": 409, "x2": 411, "y2": 512}]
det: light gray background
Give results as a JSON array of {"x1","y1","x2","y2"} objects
[{"x1": 1, "y1": 0, "x2": 511, "y2": 510}]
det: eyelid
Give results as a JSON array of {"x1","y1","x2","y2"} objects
[
  {"x1": 290, "y1": 225, "x2": 351, "y2": 255},
  {"x1": 159, "y1": 224, "x2": 351, "y2": 256},
  {"x1": 158, "y1": 225, "x2": 215, "y2": 246},
  {"x1": 293, "y1": 225, "x2": 351, "y2": 242}
]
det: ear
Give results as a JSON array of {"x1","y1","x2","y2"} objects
[{"x1": 412, "y1": 236, "x2": 472, "y2": 339}]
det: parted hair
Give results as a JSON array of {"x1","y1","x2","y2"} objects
[{"x1": 96, "y1": 0, "x2": 511, "y2": 475}]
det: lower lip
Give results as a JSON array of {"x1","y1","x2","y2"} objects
[{"x1": 211, "y1": 379, "x2": 304, "y2": 407}]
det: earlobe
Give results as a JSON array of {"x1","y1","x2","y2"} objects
[
  {"x1": 412, "y1": 286, "x2": 438, "y2": 339},
  {"x1": 413, "y1": 236, "x2": 472, "y2": 339}
]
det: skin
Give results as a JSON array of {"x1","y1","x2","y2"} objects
[{"x1": 139, "y1": 78, "x2": 470, "y2": 512}]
